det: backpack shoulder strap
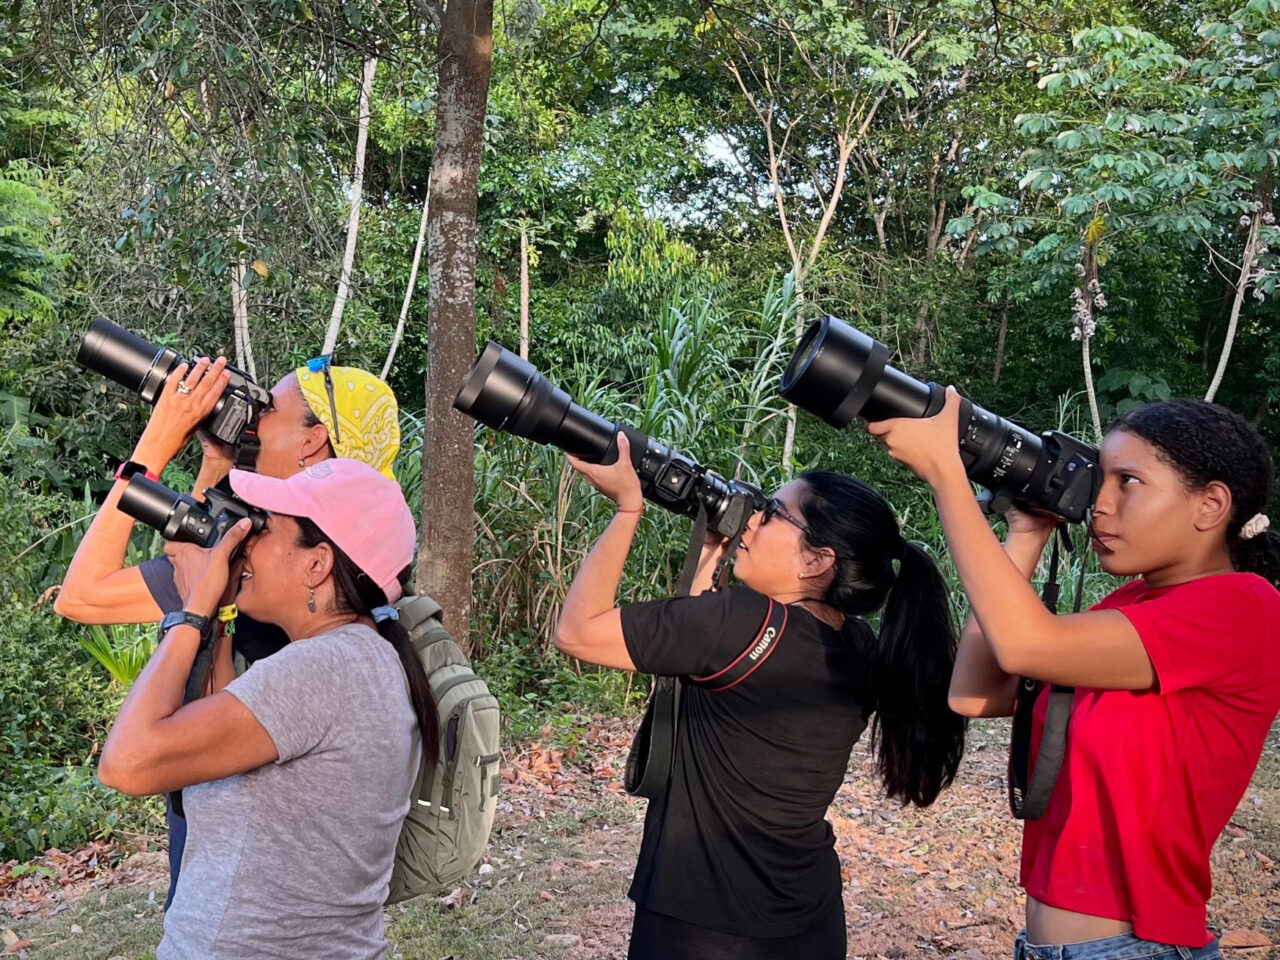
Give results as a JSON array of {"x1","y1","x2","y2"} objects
[
  {"x1": 396, "y1": 595, "x2": 444, "y2": 643},
  {"x1": 689, "y1": 598, "x2": 787, "y2": 692}
]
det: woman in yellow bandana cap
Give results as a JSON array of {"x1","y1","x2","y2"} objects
[
  {"x1": 59, "y1": 358, "x2": 403, "y2": 626},
  {"x1": 295, "y1": 364, "x2": 400, "y2": 481}
]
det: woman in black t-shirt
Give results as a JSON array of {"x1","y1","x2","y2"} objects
[{"x1": 556, "y1": 433, "x2": 967, "y2": 960}]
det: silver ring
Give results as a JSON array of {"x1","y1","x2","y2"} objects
[{"x1": 176, "y1": 381, "x2": 193, "y2": 395}]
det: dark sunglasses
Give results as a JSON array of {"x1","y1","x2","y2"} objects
[
  {"x1": 306, "y1": 355, "x2": 342, "y2": 445},
  {"x1": 762, "y1": 498, "x2": 811, "y2": 537}
]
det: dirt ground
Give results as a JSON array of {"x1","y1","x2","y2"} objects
[{"x1": 5, "y1": 717, "x2": 1279, "y2": 959}]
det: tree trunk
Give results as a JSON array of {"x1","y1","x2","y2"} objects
[
  {"x1": 417, "y1": 0, "x2": 494, "y2": 650},
  {"x1": 230, "y1": 223, "x2": 256, "y2": 381},
  {"x1": 519, "y1": 223, "x2": 530, "y2": 360},
  {"x1": 1205, "y1": 209, "x2": 1261, "y2": 403},
  {"x1": 382, "y1": 190, "x2": 430, "y2": 380},
  {"x1": 993, "y1": 295, "x2": 1009, "y2": 385},
  {"x1": 322, "y1": 57, "x2": 378, "y2": 357},
  {"x1": 780, "y1": 278, "x2": 805, "y2": 472}
]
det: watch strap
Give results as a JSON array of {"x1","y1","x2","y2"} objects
[
  {"x1": 160, "y1": 610, "x2": 213, "y2": 635},
  {"x1": 116, "y1": 460, "x2": 160, "y2": 483}
]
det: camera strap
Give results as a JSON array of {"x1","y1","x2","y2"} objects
[
  {"x1": 168, "y1": 616, "x2": 222, "y2": 819},
  {"x1": 233, "y1": 427, "x2": 261, "y2": 472},
  {"x1": 1008, "y1": 524, "x2": 1086, "y2": 820},
  {"x1": 626, "y1": 500, "x2": 757, "y2": 798}
]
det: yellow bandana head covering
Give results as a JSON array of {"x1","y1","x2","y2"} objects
[{"x1": 295, "y1": 365, "x2": 400, "y2": 481}]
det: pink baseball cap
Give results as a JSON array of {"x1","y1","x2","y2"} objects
[{"x1": 229, "y1": 458, "x2": 416, "y2": 603}]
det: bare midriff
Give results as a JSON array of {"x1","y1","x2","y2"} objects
[{"x1": 1025, "y1": 896, "x2": 1134, "y2": 945}]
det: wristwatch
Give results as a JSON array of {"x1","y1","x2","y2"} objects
[
  {"x1": 115, "y1": 460, "x2": 160, "y2": 483},
  {"x1": 160, "y1": 610, "x2": 213, "y2": 635}
]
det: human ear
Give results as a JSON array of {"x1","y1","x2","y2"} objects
[
  {"x1": 802, "y1": 545, "x2": 837, "y2": 580},
  {"x1": 1194, "y1": 480, "x2": 1233, "y2": 535},
  {"x1": 303, "y1": 542, "x2": 336, "y2": 589},
  {"x1": 299, "y1": 421, "x2": 331, "y2": 461}
]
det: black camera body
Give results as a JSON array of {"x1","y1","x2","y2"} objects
[
  {"x1": 118, "y1": 474, "x2": 267, "y2": 547},
  {"x1": 454, "y1": 343, "x2": 766, "y2": 538},
  {"x1": 77, "y1": 319, "x2": 271, "y2": 469},
  {"x1": 780, "y1": 316, "x2": 1100, "y2": 523}
]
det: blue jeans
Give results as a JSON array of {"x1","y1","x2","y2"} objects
[{"x1": 1015, "y1": 931, "x2": 1222, "y2": 960}]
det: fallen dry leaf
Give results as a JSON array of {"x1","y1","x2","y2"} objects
[
  {"x1": 2, "y1": 940, "x2": 33, "y2": 955},
  {"x1": 437, "y1": 887, "x2": 466, "y2": 910},
  {"x1": 1220, "y1": 928, "x2": 1271, "y2": 948}
]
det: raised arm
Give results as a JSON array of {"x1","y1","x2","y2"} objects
[
  {"x1": 553, "y1": 433, "x2": 647, "y2": 671},
  {"x1": 949, "y1": 511, "x2": 1055, "y2": 717},
  {"x1": 97, "y1": 518, "x2": 276, "y2": 796},
  {"x1": 871, "y1": 388, "x2": 1155, "y2": 692},
  {"x1": 55, "y1": 358, "x2": 230, "y2": 625}
]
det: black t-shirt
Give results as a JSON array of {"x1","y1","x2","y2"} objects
[
  {"x1": 619, "y1": 585, "x2": 871, "y2": 938},
  {"x1": 139, "y1": 555, "x2": 289, "y2": 664}
]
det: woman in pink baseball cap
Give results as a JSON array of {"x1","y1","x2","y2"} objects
[{"x1": 98, "y1": 459, "x2": 434, "y2": 960}]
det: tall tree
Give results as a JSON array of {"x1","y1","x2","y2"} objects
[{"x1": 417, "y1": 0, "x2": 495, "y2": 646}]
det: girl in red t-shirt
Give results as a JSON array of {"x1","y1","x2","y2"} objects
[{"x1": 872, "y1": 396, "x2": 1280, "y2": 960}]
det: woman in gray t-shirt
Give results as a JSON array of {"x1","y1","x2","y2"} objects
[{"x1": 98, "y1": 459, "x2": 438, "y2": 960}]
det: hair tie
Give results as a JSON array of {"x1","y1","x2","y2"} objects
[
  {"x1": 1240, "y1": 513, "x2": 1271, "y2": 540},
  {"x1": 371, "y1": 605, "x2": 399, "y2": 623}
]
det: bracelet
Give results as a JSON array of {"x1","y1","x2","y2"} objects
[
  {"x1": 115, "y1": 460, "x2": 160, "y2": 483},
  {"x1": 616, "y1": 505, "x2": 644, "y2": 514}
]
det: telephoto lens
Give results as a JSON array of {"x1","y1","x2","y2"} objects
[
  {"x1": 779, "y1": 316, "x2": 1099, "y2": 522},
  {"x1": 76, "y1": 319, "x2": 272, "y2": 464},
  {"x1": 118, "y1": 475, "x2": 267, "y2": 547},
  {"x1": 454, "y1": 343, "x2": 765, "y2": 538}
]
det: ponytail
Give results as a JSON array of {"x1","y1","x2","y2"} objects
[
  {"x1": 295, "y1": 518, "x2": 440, "y2": 766},
  {"x1": 870, "y1": 542, "x2": 965, "y2": 806},
  {"x1": 799, "y1": 472, "x2": 965, "y2": 808}
]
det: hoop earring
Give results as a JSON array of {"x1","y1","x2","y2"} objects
[{"x1": 307, "y1": 588, "x2": 316, "y2": 613}]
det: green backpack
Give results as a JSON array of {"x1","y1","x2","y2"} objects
[{"x1": 387, "y1": 595, "x2": 502, "y2": 904}]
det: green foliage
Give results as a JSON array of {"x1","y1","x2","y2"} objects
[
  {"x1": 3, "y1": 0, "x2": 1279, "y2": 860},
  {"x1": 0, "y1": 161, "x2": 60, "y2": 322},
  {"x1": 0, "y1": 602, "x2": 161, "y2": 861},
  {"x1": 80, "y1": 624, "x2": 159, "y2": 688}
]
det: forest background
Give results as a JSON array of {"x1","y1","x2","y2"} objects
[{"x1": 1, "y1": 0, "x2": 1278, "y2": 871}]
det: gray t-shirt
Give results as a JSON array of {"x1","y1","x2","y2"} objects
[{"x1": 158, "y1": 623, "x2": 421, "y2": 960}]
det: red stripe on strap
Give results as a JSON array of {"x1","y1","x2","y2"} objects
[
  {"x1": 708, "y1": 605, "x2": 787, "y2": 692},
  {"x1": 690, "y1": 599, "x2": 776, "y2": 683}
]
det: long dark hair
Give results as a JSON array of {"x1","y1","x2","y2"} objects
[
  {"x1": 295, "y1": 516, "x2": 439, "y2": 766},
  {"x1": 797, "y1": 472, "x2": 965, "y2": 806},
  {"x1": 1111, "y1": 399, "x2": 1280, "y2": 588}
]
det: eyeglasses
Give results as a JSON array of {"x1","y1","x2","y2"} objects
[
  {"x1": 763, "y1": 498, "x2": 811, "y2": 537},
  {"x1": 306, "y1": 355, "x2": 341, "y2": 446}
]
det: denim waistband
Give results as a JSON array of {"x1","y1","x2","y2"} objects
[{"x1": 1014, "y1": 931, "x2": 1220, "y2": 960}]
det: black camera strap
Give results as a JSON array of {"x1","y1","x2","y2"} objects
[
  {"x1": 626, "y1": 500, "x2": 759, "y2": 798},
  {"x1": 168, "y1": 617, "x2": 221, "y2": 819},
  {"x1": 233, "y1": 427, "x2": 261, "y2": 472},
  {"x1": 1008, "y1": 523, "x2": 1086, "y2": 820}
]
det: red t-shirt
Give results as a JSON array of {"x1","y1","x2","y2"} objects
[{"x1": 1021, "y1": 572, "x2": 1280, "y2": 946}]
